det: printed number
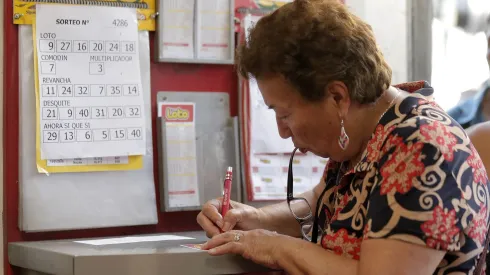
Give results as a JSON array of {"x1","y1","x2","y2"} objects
[
  {"x1": 114, "y1": 129, "x2": 125, "y2": 139},
  {"x1": 110, "y1": 86, "x2": 121, "y2": 95},
  {"x1": 60, "y1": 86, "x2": 72, "y2": 95},
  {"x1": 112, "y1": 19, "x2": 128, "y2": 27},
  {"x1": 93, "y1": 42, "x2": 103, "y2": 52},
  {"x1": 108, "y1": 42, "x2": 119, "y2": 52},
  {"x1": 94, "y1": 130, "x2": 109, "y2": 141},
  {"x1": 46, "y1": 109, "x2": 56, "y2": 118},
  {"x1": 47, "y1": 132, "x2": 57, "y2": 141},
  {"x1": 84, "y1": 131, "x2": 91, "y2": 140},
  {"x1": 49, "y1": 64, "x2": 55, "y2": 72},
  {"x1": 64, "y1": 131, "x2": 74, "y2": 141},
  {"x1": 77, "y1": 86, "x2": 88, "y2": 95},
  {"x1": 48, "y1": 41, "x2": 54, "y2": 51},
  {"x1": 112, "y1": 108, "x2": 123, "y2": 117},
  {"x1": 44, "y1": 86, "x2": 55, "y2": 95},
  {"x1": 94, "y1": 108, "x2": 106, "y2": 118},
  {"x1": 60, "y1": 41, "x2": 71, "y2": 51},
  {"x1": 126, "y1": 85, "x2": 138, "y2": 95},
  {"x1": 125, "y1": 43, "x2": 134, "y2": 52},
  {"x1": 97, "y1": 64, "x2": 103, "y2": 72},
  {"x1": 130, "y1": 129, "x2": 141, "y2": 138},
  {"x1": 128, "y1": 107, "x2": 139, "y2": 117},
  {"x1": 60, "y1": 108, "x2": 74, "y2": 119},
  {"x1": 78, "y1": 109, "x2": 89, "y2": 118},
  {"x1": 77, "y1": 41, "x2": 87, "y2": 51},
  {"x1": 91, "y1": 85, "x2": 105, "y2": 96}
]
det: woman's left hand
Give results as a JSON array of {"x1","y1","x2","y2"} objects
[{"x1": 201, "y1": 229, "x2": 284, "y2": 270}]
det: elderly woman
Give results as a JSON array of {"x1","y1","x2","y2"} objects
[{"x1": 196, "y1": 0, "x2": 490, "y2": 274}]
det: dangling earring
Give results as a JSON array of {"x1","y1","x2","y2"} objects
[{"x1": 338, "y1": 119, "x2": 349, "y2": 150}]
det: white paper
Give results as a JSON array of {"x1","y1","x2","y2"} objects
[
  {"x1": 161, "y1": 103, "x2": 201, "y2": 208},
  {"x1": 249, "y1": 153, "x2": 327, "y2": 200},
  {"x1": 196, "y1": 0, "x2": 231, "y2": 60},
  {"x1": 249, "y1": 79, "x2": 294, "y2": 153},
  {"x1": 46, "y1": 156, "x2": 129, "y2": 166},
  {"x1": 74, "y1": 234, "x2": 194, "y2": 246},
  {"x1": 159, "y1": 0, "x2": 195, "y2": 59},
  {"x1": 35, "y1": 4, "x2": 146, "y2": 160}
]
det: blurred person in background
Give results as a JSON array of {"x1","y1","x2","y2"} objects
[{"x1": 448, "y1": 20, "x2": 490, "y2": 128}]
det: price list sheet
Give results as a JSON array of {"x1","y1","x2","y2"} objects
[
  {"x1": 160, "y1": 103, "x2": 200, "y2": 208},
  {"x1": 35, "y1": 4, "x2": 146, "y2": 160}
]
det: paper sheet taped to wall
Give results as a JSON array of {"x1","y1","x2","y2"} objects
[
  {"x1": 249, "y1": 78, "x2": 294, "y2": 154},
  {"x1": 158, "y1": 0, "x2": 195, "y2": 59},
  {"x1": 160, "y1": 102, "x2": 201, "y2": 208},
  {"x1": 34, "y1": 4, "x2": 147, "y2": 160},
  {"x1": 195, "y1": 0, "x2": 232, "y2": 61}
]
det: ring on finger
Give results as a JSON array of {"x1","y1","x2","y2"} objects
[{"x1": 233, "y1": 232, "x2": 242, "y2": 242}]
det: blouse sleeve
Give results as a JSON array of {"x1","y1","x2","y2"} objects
[{"x1": 363, "y1": 117, "x2": 489, "y2": 251}]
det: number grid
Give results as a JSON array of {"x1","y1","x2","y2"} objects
[
  {"x1": 41, "y1": 105, "x2": 141, "y2": 120},
  {"x1": 41, "y1": 84, "x2": 139, "y2": 97},
  {"x1": 42, "y1": 127, "x2": 143, "y2": 144},
  {"x1": 39, "y1": 39, "x2": 137, "y2": 54}
]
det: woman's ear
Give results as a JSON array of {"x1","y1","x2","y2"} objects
[{"x1": 324, "y1": 81, "x2": 351, "y2": 117}]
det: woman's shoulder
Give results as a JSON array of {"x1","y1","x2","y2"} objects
[{"x1": 370, "y1": 93, "x2": 475, "y2": 173}]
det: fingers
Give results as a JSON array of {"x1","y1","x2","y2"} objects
[
  {"x1": 196, "y1": 199, "x2": 224, "y2": 237},
  {"x1": 196, "y1": 198, "x2": 244, "y2": 238},
  {"x1": 202, "y1": 230, "x2": 239, "y2": 249},
  {"x1": 222, "y1": 208, "x2": 244, "y2": 232},
  {"x1": 208, "y1": 241, "x2": 243, "y2": 256},
  {"x1": 202, "y1": 230, "x2": 244, "y2": 255},
  {"x1": 196, "y1": 211, "x2": 221, "y2": 238}
]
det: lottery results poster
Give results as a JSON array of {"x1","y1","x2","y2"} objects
[
  {"x1": 159, "y1": 103, "x2": 201, "y2": 208},
  {"x1": 33, "y1": 4, "x2": 146, "y2": 173}
]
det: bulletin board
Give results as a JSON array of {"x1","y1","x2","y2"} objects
[
  {"x1": 3, "y1": 1, "x2": 242, "y2": 275},
  {"x1": 18, "y1": 25, "x2": 158, "y2": 232},
  {"x1": 156, "y1": 91, "x2": 241, "y2": 212}
]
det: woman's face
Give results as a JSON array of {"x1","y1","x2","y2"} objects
[{"x1": 256, "y1": 75, "x2": 344, "y2": 159}]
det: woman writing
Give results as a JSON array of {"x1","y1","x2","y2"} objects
[{"x1": 197, "y1": 0, "x2": 490, "y2": 274}]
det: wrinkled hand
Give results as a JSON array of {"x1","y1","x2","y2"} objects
[
  {"x1": 201, "y1": 229, "x2": 283, "y2": 270},
  {"x1": 196, "y1": 198, "x2": 262, "y2": 238}
]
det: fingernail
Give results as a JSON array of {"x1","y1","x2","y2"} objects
[
  {"x1": 222, "y1": 222, "x2": 231, "y2": 231},
  {"x1": 209, "y1": 248, "x2": 216, "y2": 254}
]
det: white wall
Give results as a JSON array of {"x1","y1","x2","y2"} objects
[
  {"x1": 344, "y1": 0, "x2": 409, "y2": 84},
  {"x1": 0, "y1": 1, "x2": 4, "y2": 274}
]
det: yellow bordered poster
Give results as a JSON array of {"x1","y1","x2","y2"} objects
[
  {"x1": 32, "y1": 9, "x2": 143, "y2": 173},
  {"x1": 13, "y1": 0, "x2": 156, "y2": 31}
]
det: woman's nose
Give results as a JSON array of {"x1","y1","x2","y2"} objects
[{"x1": 276, "y1": 118, "x2": 292, "y2": 139}]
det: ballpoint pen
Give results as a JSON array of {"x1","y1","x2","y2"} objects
[{"x1": 221, "y1": 166, "x2": 233, "y2": 218}]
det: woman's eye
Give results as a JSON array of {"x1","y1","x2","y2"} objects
[{"x1": 279, "y1": 114, "x2": 290, "y2": 120}]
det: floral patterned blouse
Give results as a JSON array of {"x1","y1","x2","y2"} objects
[{"x1": 317, "y1": 81, "x2": 490, "y2": 274}]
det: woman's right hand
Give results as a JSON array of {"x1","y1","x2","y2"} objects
[{"x1": 197, "y1": 198, "x2": 263, "y2": 238}]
